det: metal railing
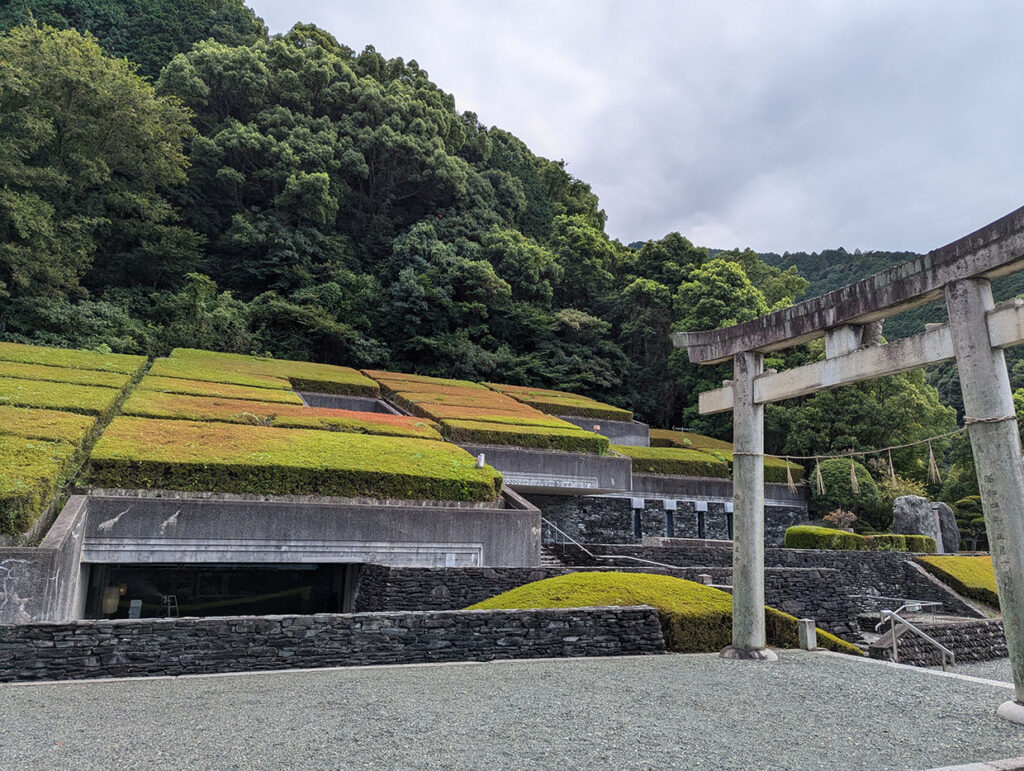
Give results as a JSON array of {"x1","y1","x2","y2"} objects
[
  {"x1": 875, "y1": 605, "x2": 956, "y2": 671},
  {"x1": 541, "y1": 518, "x2": 695, "y2": 572}
]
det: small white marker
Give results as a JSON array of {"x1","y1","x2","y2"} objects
[{"x1": 476, "y1": 453, "x2": 486, "y2": 468}]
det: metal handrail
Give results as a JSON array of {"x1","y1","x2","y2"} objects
[
  {"x1": 541, "y1": 518, "x2": 692, "y2": 572},
  {"x1": 876, "y1": 608, "x2": 956, "y2": 671}
]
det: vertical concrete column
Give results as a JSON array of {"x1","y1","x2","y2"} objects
[
  {"x1": 721, "y1": 351, "x2": 776, "y2": 661},
  {"x1": 945, "y1": 278, "x2": 1024, "y2": 719}
]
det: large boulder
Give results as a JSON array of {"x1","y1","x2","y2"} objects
[
  {"x1": 892, "y1": 495, "x2": 942, "y2": 548},
  {"x1": 932, "y1": 502, "x2": 960, "y2": 554}
]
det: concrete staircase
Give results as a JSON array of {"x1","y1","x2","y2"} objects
[{"x1": 540, "y1": 546, "x2": 566, "y2": 567}]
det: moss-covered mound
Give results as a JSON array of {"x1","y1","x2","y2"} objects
[
  {"x1": 0, "y1": 361, "x2": 132, "y2": 390},
  {"x1": 0, "y1": 376, "x2": 122, "y2": 417},
  {"x1": 138, "y1": 375, "x2": 305, "y2": 404},
  {"x1": 648, "y1": 429, "x2": 733, "y2": 451},
  {"x1": 785, "y1": 525, "x2": 935, "y2": 553},
  {"x1": 121, "y1": 391, "x2": 441, "y2": 439},
  {"x1": 917, "y1": 555, "x2": 999, "y2": 609},
  {"x1": 441, "y1": 419, "x2": 609, "y2": 453},
  {"x1": 168, "y1": 349, "x2": 380, "y2": 397},
  {"x1": 0, "y1": 406, "x2": 96, "y2": 445},
  {"x1": 0, "y1": 435, "x2": 78, "y2": 536},
  {"x1": 87, "y1": 417, "x2": 503, "y2": 501},
  {"x1": 468, "y1": 572, "x2": 862, "y2": 655},
  {"x1": 612, "y1": 445, "x2": 731, "y2": 478},
  {"x1": 0, "y1": 342, "x2": 146, "y2": 375},
  {"x1": 486, "y1": 382, "x2": 633, "y2": 422}
]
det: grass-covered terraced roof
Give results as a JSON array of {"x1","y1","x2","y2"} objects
[
  {"x1": 468, "y1": 572, "x2": 861, "y2": 655},
  {"x1": 649, "y1": 429, "x2": 734, "y2": 452},
  {"x1": 121, "y1": 390, "x2": 442, "y2": 439},
  {"x1": 0, "y1": 376, "x2": 122, "y2": 417},
  {"x1": 0, "y1": 406, "x2": 96, "y2": 445},
  {"x1": 916, "y1": 555, "x2": 999, "y2": 609},
  {"x1": 441, "y1": 419, "x2": 609, "y2": 454},
  {"x1": 612, "y1": 445, "x2": 731, "y2": 478},
  {"x1": 137, "y1": 375, "x2": 305, "y2": 404},
  {"x1": 149, "y1": 358, "x2": 292, "y2": 390},
  {"x1": 88, "y1": 417, "x2": 503, "y2": 502},
  {"x1": 168, "y1": 349, "x2": 379, "y2": 397},
  {"x1": 0, "y1": 361, "x2": 133, "y2": 390},
  {"x1": 363, "y1": 370, "x2": 488, "y2": 391},
  {"x1": 486, "y1": 382, "x2": 633, "y2": 422},
  {"x1": 1, "y1": 435, "x2": 78, "y2": 536},
  {"x1": 0, "y1": 342, "x2": 146, "y2": 375}
]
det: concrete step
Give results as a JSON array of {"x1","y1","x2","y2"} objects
[{"x1": 540, "y1": 546, "x2": 565, "y2": 567}]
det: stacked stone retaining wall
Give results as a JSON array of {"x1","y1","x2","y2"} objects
[
  {"x1": 0, "y1": 607, "x2": 664, "y2": 682},
  {"x1": 869, "y1": 618, "x2": 1007, "y2": 667}
]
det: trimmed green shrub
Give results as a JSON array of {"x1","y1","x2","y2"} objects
[
  {"x1": 87, "y1": 417, "x2": 503, "y2": 502},
  {"x1": 917, "y1": 555, "x2": 999, "y2": 609},
  {"x1": 0, "y1": 376, "x2": 121, "y2": 417},
  {"x1": 0, "y1": 342, "x2": 146, "y2": 375},
  {"x1": 810, "y1": 458, "x2": 881, "y2": 516},
  {"x1": 171, "y1": 349, "x2": 380, "y2": 397},
  {"x1": 121, "y1": 390, "x2": 441, "y2": 439},
  {"x1": 1, "y1": 435, "x2": 77, "y2": 536},
  {"x1": 648, "y1": 429, "x2": 733, "y2": 451},
  {"x1": 0, "y1": 361, "x2": 132, "y2": 390},
  {"x1": 137, "y1": 375, "x2": 304, "y2": 404},
  {"x1": 612, "y1": 445, "x2": 731, "y2": 478},
  {"x1": 0, "y1": 406, "x2": 96, "y2": 445},
  {"x1": 785, "y1": 525, "x2": 867, "y2": 551},
  {"x1": 467, "y1": 572, "x2": 862, "y2": 656},
  {"x1": 440, "y1": 419, "x2": 608, "y2": 454},
  {"x1": 785, "y1": 525, "x2": 935, "y2": 553}
]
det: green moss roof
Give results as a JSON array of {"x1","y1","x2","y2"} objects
[
  {"x1": 612, "y1": 445, "x2": 731, "y2": 478},
  {"x1": 137, "y1": 375, "x2": 304, "y2": 404},
  {"x1": 0, "y1": 405, "x2": 96, "y2": 445},
  {"x1": 486, "y1": 382, "x2": 634, "y2": 422},
  {"x1": 649, "y1": 429, "x2": 733, "y2": 451},
  {"x1": 364, "y1": 369, "x2": 488, "y2": 390},
  {"x1": 916, "y1": 555, "x2": 999, "y2": 609},
  {"x1": 87, "y1": 417, "x2": 503, "y2": 502},
  {"x1": 440, "y1": 419, "x2": 608, "y2": 454},
  {"x1": 121, "y1": 390, "x2": 441, "y2": 439},
  {"x1": 0, "y1": 376, "x2": 121, "y2": 417},
  {"x1": 149, "y1": 358, "x2": 292, "y2": 390},
  {"x1": 0, "y1": 360, "x2": 132, "y2": 390},
  {"x1": 0, "y1": 342, "x2": 145, "y2": 375},
  {"x1": 0, "y1": 435, "x2": 77, "y2": 536},
  {"x1": 468, "y1": 572, "x2": 861, "y2": 655}
]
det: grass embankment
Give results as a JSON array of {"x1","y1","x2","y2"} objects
[
  {"x1": 366, "y1": 369, "x2": 608, "y2": 454},
  {"x1": 486, "y1": 382, "x2": 633, "y2": 422},
  {"x1": 646, "y1": 430, "x2": 804, "y2": 483},
  {"x1": 87, "y1": 417, "x2": 503, "y2": 502},
  {"x1": 785, "y1": 525, "x2": 935, "y2": 553},
  {"x1": 0, "y1": 436, "x2": 78, "y2": 535},
  {"x1": 121, "y1": 390, "x2": 441, "y2": 439},
  {"x1": 916, "y1": 555, "x2": 999, "y2": 609},
  {"x1": 0, "y1": 341, "x2": 145, "y2": 374},
  {"x1": 468, "y1": 572, "x2": 862, "y2": 656},
  {"x1": 138, "y1": 375, "x2": 305, "y2": 404},
  {"x1": 612, "y1": 445, "x2": 731, "y2": 478},
  {"x1": 0, "y1": 376, "x2": 123, "y2": 417}
]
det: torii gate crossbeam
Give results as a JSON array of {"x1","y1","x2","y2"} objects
[{"x1": 674, "y1": 205, "x2": 1024, "y2": 723}]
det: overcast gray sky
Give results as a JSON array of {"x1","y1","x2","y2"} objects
[{"x1": 248, "y1": 1, "x2": 1024, "y2": 255}]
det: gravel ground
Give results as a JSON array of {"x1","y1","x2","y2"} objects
[
  {"x1": 941, "y1": 657, "x2": 1014, "y2": 684},
  {"x1": 1, "y1": 651, "x2": 1023, "y2": 770}
]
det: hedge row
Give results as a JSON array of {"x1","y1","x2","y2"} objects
[
  {"x1": 469, "y1": 572, "x2": 862, "y2": 656},
  {"x1": 0, "y1": 361, "x2": 132, "y2": 391},
  {"x1": 137, "y1": 375, "x2": 304, "y2": 405},
  {"x1": 916, "y1": 555, "x2": 999, "y2": 609},
  {"x1": 487, "y1": 382, "x2": 634, "y2": 422},
  {"x1": 87, "y1": 417, "x2": 503, "y2": 502},
  {"x1": 0, "y1": 406, "x2": 96, "y2": 445},
  {"x1": 121, "y1": 390, "x2": 441, "y2": 439},
  {"x1": 0, "y1": 342, "x2": 146, "y2": 375},
  {"x1": 612, "y1": 445, "x2": 731, "y2": 479},
  {"x1": 0, "y1": 435, "x2": 77, "y2": 536},
  {"x1": 784, "y1": 525, "x2": 936, "y2": 553},
  {"x1": 170, "y1": 349, "x2": 380, "y2": 397},
  {"x1": 440, "y1": 419, "x2": 609, "y2": 454},
  {"x1": 0, "y1": 376, "x2": 122, "y2": 417}
]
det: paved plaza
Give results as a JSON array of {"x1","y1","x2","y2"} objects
[{"x1": 2, "y1": 651, "x2": 1023, "y2": 769}]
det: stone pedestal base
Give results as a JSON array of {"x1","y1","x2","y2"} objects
[
  {"x1": 719, "y1": 646, "x2": 778, "y2": 661},
  {"x1": 997, "y1": 700, "x2": 1024, "y2": 725}
]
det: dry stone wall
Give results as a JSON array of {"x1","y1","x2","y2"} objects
[{"x1": 869, "y1": 618, "x2": 1007, "y2": 666}]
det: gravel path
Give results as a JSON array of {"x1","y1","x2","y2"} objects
[
  {"x1": 1, "y1": 651, "x2": 1022, "y2": 770},
  {"x1": 942, "y1": 657, "x2": 1014, "y2": 684}
]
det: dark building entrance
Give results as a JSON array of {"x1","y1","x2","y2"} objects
[{"x1": 84, "y1": 563, "x2": 360, "y2": 619}]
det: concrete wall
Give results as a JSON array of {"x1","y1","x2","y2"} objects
[
  {"x1": 459, "y1": 445, "x2": 633, "y2": 495},
  {"x1": 0, "y1": 606, "x2": 665, "y2": 682},
  {"x1": 869, "y1": 618, "x2": 1007, "y2": 667},
  {"x1": 0, "y1": 497, "x2": 87, "y2": 624},
  {"x1": 556, "y1": 416, "x2": 650, "y2": 447}
]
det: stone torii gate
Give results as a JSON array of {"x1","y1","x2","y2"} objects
[{"x1": 674, "y1": 206, "x2": 1024, "y2": 722}]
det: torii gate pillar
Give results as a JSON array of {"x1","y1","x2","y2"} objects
[
  {"x1": 721, "y1": 351, "x2": 776, "y2": 660},
  {"x1": 946, "y1": 279, "x2": 1024, "y2": 718}
]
